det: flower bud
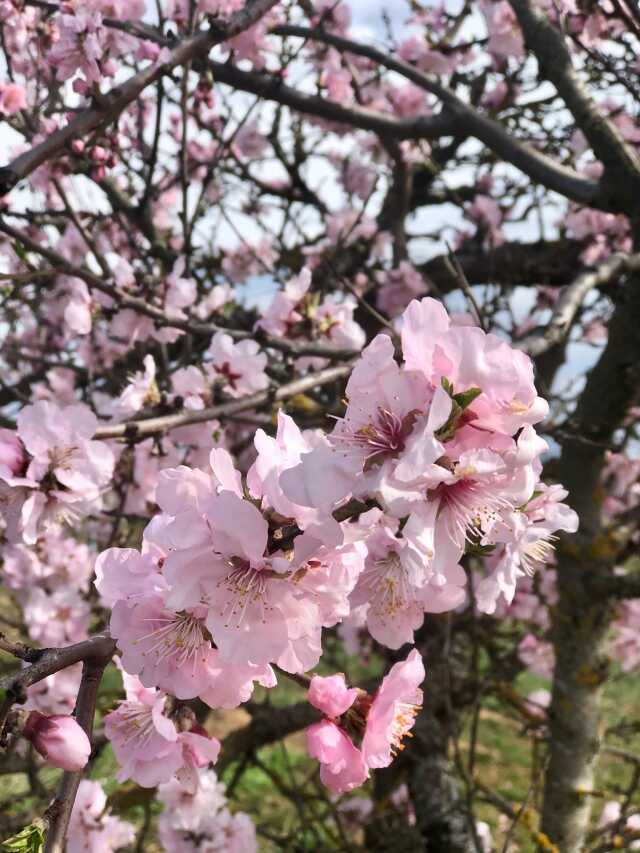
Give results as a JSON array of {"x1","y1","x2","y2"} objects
[
  {"x1": 0, "y1": 428, "x2": 25, "y2": 476},
  {"x1": 24, "y1": 712, "x2": 91, "y2": 771}
]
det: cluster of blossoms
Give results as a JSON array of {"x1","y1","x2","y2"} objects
[
  {"x1": 103, "y1": 671, "x2": 221, "y2": 790},
  {"x1": 158, "y1": 769, "x2": 257, "y2": 852},
  {"x1": 0, "y1": 402, "x2": 114, "y2": 544},
  {"x1": 77, "y1": 297, "x2": 577, "y2": 793},
  {"x1": 3, "y1": 526, "x2": 93, "y2": 648},
  {"x1": 306, "y1": 650, "x2": 424, "y2": 793},
  {"x1": 67, "y1": 780, "x2": 135, "y2": 853},
  {"x1": 0, "y1": 295, "x2": 581, "y2": 795},
  {"x1": 282, "y1": 298, "x2": 578, "y2": 622},
  {"x1": 257, "y1": 267, "x2": 366, "y2": 362}
]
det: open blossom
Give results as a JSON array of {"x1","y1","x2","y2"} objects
[
  {"x1": 104, "y1": 673, "x2": 220, "y2": 790},
  {"x1": 205, "y1": 331, "x2": 269, "y2": 398},
  {"x1": 94, "y1": 545, "x2": 167, "y2": 609},
  {"x1": 23, "y1": 586, "x2": 90, "y2": 646},
  {"x1": 98, "y1": 542, "x2": 275, "y2": 708},
  {"x1": 256, "y1": 267, "x2": 365, "y2": 360},
  {"x1": 1, "y1": 400, "x2": 115, "y2": 544},
  {"x1": 349, "y1": 515, "x2": 466, "y2": 649},
  {"x1": 48, "y1": 8, "x2": 105, "y2": 83},
  {"x1": 0, "y1": 81, "x2": 26, "y2": 114},
  {"x1": 171, "y1": 365, "x2": 210, "y2": 410},
  {"x1": 68, "y1": 780, "x2": 135, "y2": 853},
  {"x1": 137, "y1": 449, "x2": 364, "y2": 675},
  {"x1": 306, "y1": 649, "x2": 425, "y2": 794},
  {"x1": 24, "y1": 711, "x2": 91, "y2": 771},
  {"x1": 3, "y1": 528, "x2": 94, "y2": 596},
  {"x1": 111, "y1": 355, "x2": 159, "y2": 419},
  {"x1": 282, "y1": 298, "x2": 573, "y2": 613},
  {"x1": 361, "y1": 648, "x2": 424, "y2": 768},
  {"x1": 0, "y1": 427, "x2": 25, "y2": 476},
  {"x1": 401, "y1": 298, "x2": 548, "y2": 435}
]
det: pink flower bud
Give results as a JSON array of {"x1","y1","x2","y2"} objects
[
  {"x1": 308, "y1": 674, "x2": 358, "y2": 718},
  {"x1": 72, "y1": 78, "x2": 89, "y2": 96},
  {"x1": 24, "y1": 712, "x2": 91, "y2": 771},
  {"x1": 0, "y1": 428, "x2": 25, "y2": 476},
  {"x1": 70, "y1": 139, "x2": 85, "y2": 155},
  {"x1": 90, "y1": 146, "x2": 108, "y2": 163}
]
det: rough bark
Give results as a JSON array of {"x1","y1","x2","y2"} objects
[
  {"x1": 408, "y1": 620, "x2": 476, "y2": 853},
  {"x1": 541, "y1": 229, "x2": 640, "y2": 851}
]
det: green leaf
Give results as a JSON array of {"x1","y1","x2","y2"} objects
[
  {"x1": 452, "y1": 387, "x2": 482, "y2": 411},
  {"x1": 11, "y1": 241, "x2": 27, "y2": 264},
  {"x1": 1, "y1": 822, "x2": 45, "y2": 853}
]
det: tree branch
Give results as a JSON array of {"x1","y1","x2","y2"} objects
[
  {"x1": 518, "y1": 252, "x2": 640, "y2": 357},
  {"x1": 217, "y1": 701, "x2": 320, "y2": 773},
  {"x1": 0, "y1": 219, "x2": 360, "y2": 360},
  {"x1": 508, "y1": 0, "x2": 640, "y2": 210},
  {"x1": 0, "y1": 635, "x2": 116, "y2": 693},
  {"x1": 94, "y1": 361, "x2": 354, "y2": 439},
  {"x1": 208, "y1": 60, "x2": 455, "y2": 140},
  {"x1": 272, "y1": 24, "x2": 605, "y2": 209},
  {"x1": 43, "y1": 655, "x2": 111, "y2": 853},
  {"x1": 0, "y1": 0, "x2": 280, "y2": 195}
]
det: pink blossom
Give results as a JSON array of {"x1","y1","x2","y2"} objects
[
  {"x1": 0, "y1": 81, "x2": 26, "y2": 114},
  {"x1": 11, "y1": 400, "x2": 115, "y2": 543},
  {"x1": 63, "y1": 277, "x2": 93, "y2": 335},
  {"x1": 157, "y1": 770, "x2": 227, "y2": 834},
  {"x1": 171, "y1": 366, "x2": 209, "y2": 410},
  {"x1": 306, "y1": 719, "x2": 368, "y2": 794},
  {"x1": 104, "y1": 674, "x2": 220, "y2": 789},
  {"x1": 147, "y1": 456, "x2": 364, "y2": 673},
  {"x1": 307, "y1": 650, "x2": 425, "y2": 793},
  {"x1": 24, "y1": 587, "x2": 90, "y2": 646},
  {"x1": 164, "y1": 257, "x2": 197, "y2": 325},
  {"x1": 24, "y1": 711, "x2": 91, "y2": 771},
  {"x1": 478, "y1": 0, "x2": 524, "y2": 63},
  {"x1": 281, "y1": 333, "x2": 444, "y2": 513},
  {"x1": 94, "y1": 546, "x2": 166, "y2": 609},
  {"x1": 361, "y1": 648, "x2": 425, "y2": 769},
  {"x1": 518, "y1": 633, "x2": 555, "y2": 679},
  {"x1": 111, "y1": 355, "x2": 159, "y2": 418},
  {"x1": 247, "y1": 410, "x2": 342, "y2": 543},
  {"x1": 68, "y1": 780, "x2": 135, "y2": 853},
  {"x1": 402, "y1": 298, "x2": 548, "y2": 434},
  {"x1": 205, "y1": 331, "x2": 269, "y2": 397},
  {"x1": 0, "y1": 427, "x2": 25, "y2": 477},
  {"x1": 308, "y1": 674, "x2": 359, "y2": 718},
  {"x1": 376, "y1": 262, "x2": 428, "y2": 317},
  {"x1": 48, "y1": 9, "x2": 105, "y2": 83}
]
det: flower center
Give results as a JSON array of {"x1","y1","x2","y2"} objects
[
  {"x1": 363, "y1": 553, "x2": 413, "y2": 618},
  {"x1": 137, "y1": 611, "x2": 210, "y2": 669},
  {"x1": 110, "y1": 702, "x2": 157, "y2": 749},
  {"x1": 390, "y1": 700, "x2": 421, "y2": 754},
  {"x1": 218, "y1": 561, "x2": 272, "y2": 628},
  {"x1": 332, "y1": 407, "x2": 419, "y2": 469},
  {"x1": 521, "y1": 534, "x2": 557, "y2": 575},
  {"x1": 431, "y1": 476, "x2": 507, "y2": 546}
]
